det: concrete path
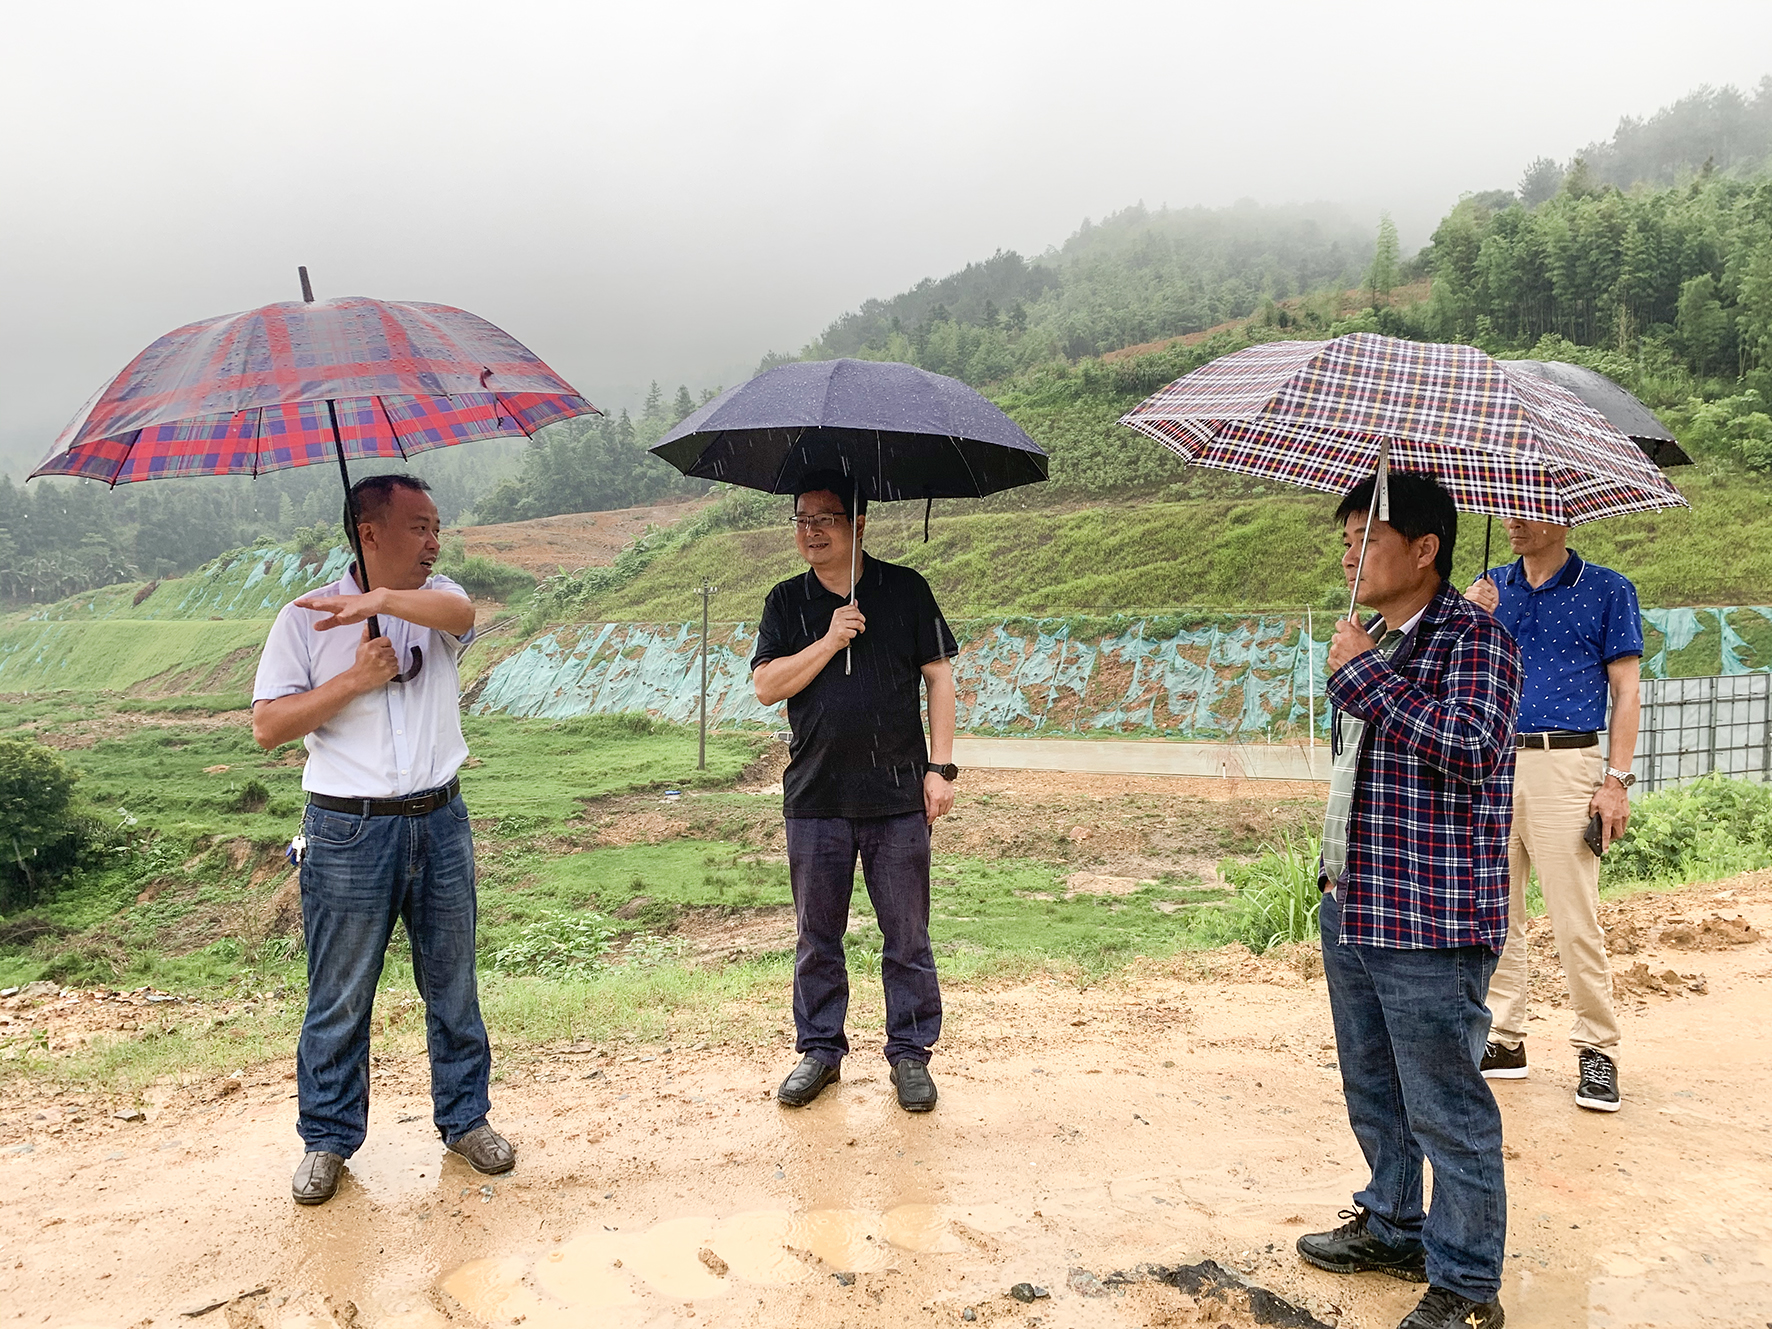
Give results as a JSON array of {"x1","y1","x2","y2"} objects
[{"x1": 953, "y1": 735, "x2": 1328, "y2": 782}]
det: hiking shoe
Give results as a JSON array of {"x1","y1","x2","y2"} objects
[
  {"x1": 1296, "y1": 1206, "x2": 1426, "y2": 1281},
  {"x1": 890, "y1": 1058, "x2": 937, "y2": 1112},
  {"x1": 1397, "y1": 1285, "x2": 1504, "y2": 1328},
  {"x1": 1575, "y1": 1048, "x2": 1621, "y2": 1112},
  {"x1": 777, "y1": 1054, "x2": 840, "y2": 1107},
  {"x1": 446, "y1": 1124, "x2": 517, "y2": 1174},
  {"x1": 1480, "y1": 1040, "x2": 1527, "y2": 1079},
  {"x1": 292, "y1": 1150, "x2": 345, "y2": 1205}
]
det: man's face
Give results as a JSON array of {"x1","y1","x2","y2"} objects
[
  {"x1": 1503, "y1": 517, "x2": 1569, "y2": 558},
  {"x1": 362, "y1": 486, "x2": 442, "y2": 589},
  {"x1": 1341, "y1": 512, "x2": 1438, "y2": 608},
  {"x1": 793, "y1": 489, "x2": 862, "y2": 575}
]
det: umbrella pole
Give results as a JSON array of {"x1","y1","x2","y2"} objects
[
  {"x1": 1483, "y1": 516, "x2": 1493, "y2": 578},
  {"x1": 329, "y1": 399, "x2": 381, "y2": 640},
  {"x1": 1344, "y1": 440, "x2": 1393, "y2": 624},
  {"x1": 846, "y1": 476, "x2": 858, "y2": 676}
]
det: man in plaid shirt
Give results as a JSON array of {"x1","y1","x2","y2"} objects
[{"x1": 1296, "y1": 472, "x2": 1521, "y2": 1329}]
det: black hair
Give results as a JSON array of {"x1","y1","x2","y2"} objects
[
  {"x1": 793, "y1": 469, "x2": 868, "y2": 519},
  {"x1": 349, "y1": 473, "x2": 432, "y2": 526},
  {"x1": 1333, "y1": 469, "x2": 1457, "y2": 579}
]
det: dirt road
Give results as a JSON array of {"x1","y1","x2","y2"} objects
[{"x1": 1, "y1": 878, "x2": 1767, "y2": 1329}]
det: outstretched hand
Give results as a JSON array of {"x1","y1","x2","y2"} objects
[{"x1": 295, "y1": 589, "x2": 385, "y2": 631}]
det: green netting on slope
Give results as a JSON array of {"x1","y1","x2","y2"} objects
[{"x1": 469, "y1": 607, "x2": 1772, "y2": 740}]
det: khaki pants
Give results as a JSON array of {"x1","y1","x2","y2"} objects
[{"x1": 1487, "y1": 745, "x2": 1621, "y2": 1056}]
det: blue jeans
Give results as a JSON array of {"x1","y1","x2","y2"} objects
[
  {"x1": 785, "y1": 812, "x2": 942, "y2": 1067},
  {"x1": 1319, "y1": 890, "x2": 1507, "y2": 1301},
  {"x1": 297, "y1": 794, "x2": 491, "y2": 1157}
]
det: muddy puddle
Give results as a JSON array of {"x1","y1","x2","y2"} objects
[{"x1": 441, "y1": 1204, "x2": 962, "y2": 1322}]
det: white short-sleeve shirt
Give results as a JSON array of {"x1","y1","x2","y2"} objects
[{"x1": 252, "y1": 569, "x2": 477, "y2": 798}]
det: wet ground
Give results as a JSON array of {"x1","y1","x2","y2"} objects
[{"x1": 1, "y1": 874, "x2": 1768, "y2": 1329}]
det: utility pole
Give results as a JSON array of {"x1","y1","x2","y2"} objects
[{"x1": 696, "y1": 580, "x2": 719, "y2": 770}]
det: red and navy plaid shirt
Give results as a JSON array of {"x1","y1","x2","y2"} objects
[{"x1": 1327, "y1": 579, "x2": 1521, "y2": 952}]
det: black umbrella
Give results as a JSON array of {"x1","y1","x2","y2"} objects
[
  {"x1": 1503, "y1": 360, "x2": 1690, "y2": 467},
  {"x1": 1476, "y1": 358, "x2": 1692, "y2": 570},
  {"x1": 650, "y1": 357, "x2": 1049, "y2": 671}
]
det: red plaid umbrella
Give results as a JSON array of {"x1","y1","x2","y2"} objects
[
  {"x1": 1119, "y1": 332, "x2": 1687, "y2": 526},
  {"x1": 31, "y1": 272, "x2": 598, "y2": 659},
  {"x1": 33, "y1": 285, "x2": 596, "y2": 486}
]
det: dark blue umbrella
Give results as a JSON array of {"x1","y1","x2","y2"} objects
[
  {"x1": 650, "y1": 357, "x2": 1048, "y2": 673},
  {"x1": 650, "y1": 358, "x2": 1048, "y2": 504}
]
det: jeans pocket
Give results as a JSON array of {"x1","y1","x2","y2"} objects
[
  {"x1": 306, "y1": 807, "x2": 369, "y2": 848},
  {"x1": 448, "y1": 796, "x2": 471, "y2": 823}
]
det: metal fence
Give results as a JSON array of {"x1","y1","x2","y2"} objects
[{"x1": 1637, "y1": 673, "x2": 1772, "y2": 793}]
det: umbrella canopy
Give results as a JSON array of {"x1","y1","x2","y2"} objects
[
  {"x1": 32, "y1": 295, "x2": 596, "y2": 485},
  {"x1": 649, "y1": 357, "x2": 1047, "y2": 500},
  {"x1": 1503, "y1": 359, "x2": 1690, "y2": 467},
  {"x1": 1118, "y1": 332, "x2": 1688, "y2": 526}
]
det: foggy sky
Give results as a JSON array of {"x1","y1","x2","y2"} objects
[{"x1": 4, "y1": 0, "x2": 1768, "y2": 479}]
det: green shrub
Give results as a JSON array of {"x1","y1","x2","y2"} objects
[
  {"x1": 434, "y1": 539, "x2": 536, "y2": 600},
  {"x1": 0, "y1": 738, "x2": 98, "y2": 911},
  {"x1": 228, "y1": 778, "x2": 271, "y2": 814},
  {"x1": 490, "y1": 910, "x2": 617, "y2": 978},
  {"x1": 1191, "y1": 832, "x2": 1323, "y2": 952},
  {"x1": 1603, "y1": 775, "x2": 1772, "y2": 885}
]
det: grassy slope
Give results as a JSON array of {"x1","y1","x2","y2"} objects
[{"x1": 578, "y1": 469, "x2": 1772, "y2": 623}]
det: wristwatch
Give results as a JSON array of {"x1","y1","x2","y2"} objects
[
  {"x1": 1605, "y1": 766, "x2": 1636, "y2": 788},
  {"x1": 926, "y1": 762, "x2": 960, "y2": 781}
]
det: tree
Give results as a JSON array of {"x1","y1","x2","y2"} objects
[
  {"x1": 1366, "y1": 214, "x2": 1401, "y2": 306},
  {"x1": 0, "y1": 739, "x2": 89, "y2": 910},
  {"x1": 1676, "y1": 273, "x2": 1730, "y2": 374},
  {"x1": 1519, "y1": 157, "x2": 1564, "y2": 207},
  {"x1": 672, "y1": 385, "x2": 696, "y2": 422}
]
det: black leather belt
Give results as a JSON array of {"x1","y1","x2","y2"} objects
[
  {"x1": 308, "y1": 778, "x2": 460, "y2": 817},
  {"x1": 1515, "y1": 731, "x2": 1599, "y2": 750}
]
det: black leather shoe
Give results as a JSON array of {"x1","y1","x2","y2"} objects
[
  {"x1": 446, "y1": 1124, "x2": 516, "y2": 1174},
  {"x1": 1397, "y1": 1286, "x2": 1504, "y2": 1328},
  {"x1": 890, "y1": 1058, "x2": 937, "y2": 1112},
  {"x1": 777, "y1": 1055, "x2": 840, "y2": 1107},
  {"x1": 292, "y1": 1150, "x2": 345, "y2": 1205},
  {"x1": 1296, "y1": 1206, "x2": 1427, "y2": 1281}
]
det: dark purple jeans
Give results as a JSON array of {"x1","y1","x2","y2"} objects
[{"x1": 785, "y1": 811, "x2": 942, "y2": 1067}]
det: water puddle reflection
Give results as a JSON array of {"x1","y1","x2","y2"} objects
[{"x1": 441, "y1": 1204, "x2": 961, "y2": 1321}]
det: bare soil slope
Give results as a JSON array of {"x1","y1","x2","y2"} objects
[{"x1": 445, "y1": 500, "x2": 712, "y2": 578}]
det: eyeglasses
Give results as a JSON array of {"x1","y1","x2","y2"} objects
[{"x1": 789, "y1": 514, "x2": 850, "y2": 531}]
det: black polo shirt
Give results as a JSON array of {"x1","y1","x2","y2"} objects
[{"x1": 751, "y1": 557, "x2": 958, "y2": 819}]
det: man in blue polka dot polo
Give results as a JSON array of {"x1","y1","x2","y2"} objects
[{"x1": 1466, "y1": 518, "x2": 1641, "y2": 1113}]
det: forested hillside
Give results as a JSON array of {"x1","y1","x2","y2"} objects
[
  {"x1": 6, "y1": 77, "x2": 1771, "y2": 607},
  {"x1": 788, "y1": 201, "x2": 1374, "y2": 379}
]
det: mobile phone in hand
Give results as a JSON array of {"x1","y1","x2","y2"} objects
[{"x1": 1583, "y1": 812, "x2": 1605, "y2": 857}]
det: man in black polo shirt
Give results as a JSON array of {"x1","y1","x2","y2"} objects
[{"x1": 751, "y1": 470, "x2": 960, "y2": 1113}]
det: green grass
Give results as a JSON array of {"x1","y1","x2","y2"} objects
[
  {"x1": 548, "y1": 468, "x2": 1772, "y2": 625},
  {"x1": 457, "y1": 713, "x2": 763, "y2": 824},
  {"x1": 0, "y1": 618, "x2": 270, "y2": 694}
]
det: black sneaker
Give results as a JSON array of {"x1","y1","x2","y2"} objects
[
  {"x1": 1575, "y1": 1048, "x2": 1621, "y2": 1112},
  {"x1": 1296, "y1": 1206, "x2": 1427, "y2": 1281},
  {"x1": 1479, "y1": 1041, "x2": 1527, "y2": 1080},
  {"x1": 1397, "y1": 1285, "x2": 1504, "y2": 1328}
]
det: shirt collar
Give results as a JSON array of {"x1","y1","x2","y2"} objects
[
  {"x1": 802, "y1": 556, "x2": 872, "y2": 601},
  {"x1": 1503, "y1": 549, "x2": 1584, "y2": 590}
]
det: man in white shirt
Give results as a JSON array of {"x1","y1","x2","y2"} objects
[{"x1": 252, "y1": 474, "x2": 513, "y2": 1205}]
